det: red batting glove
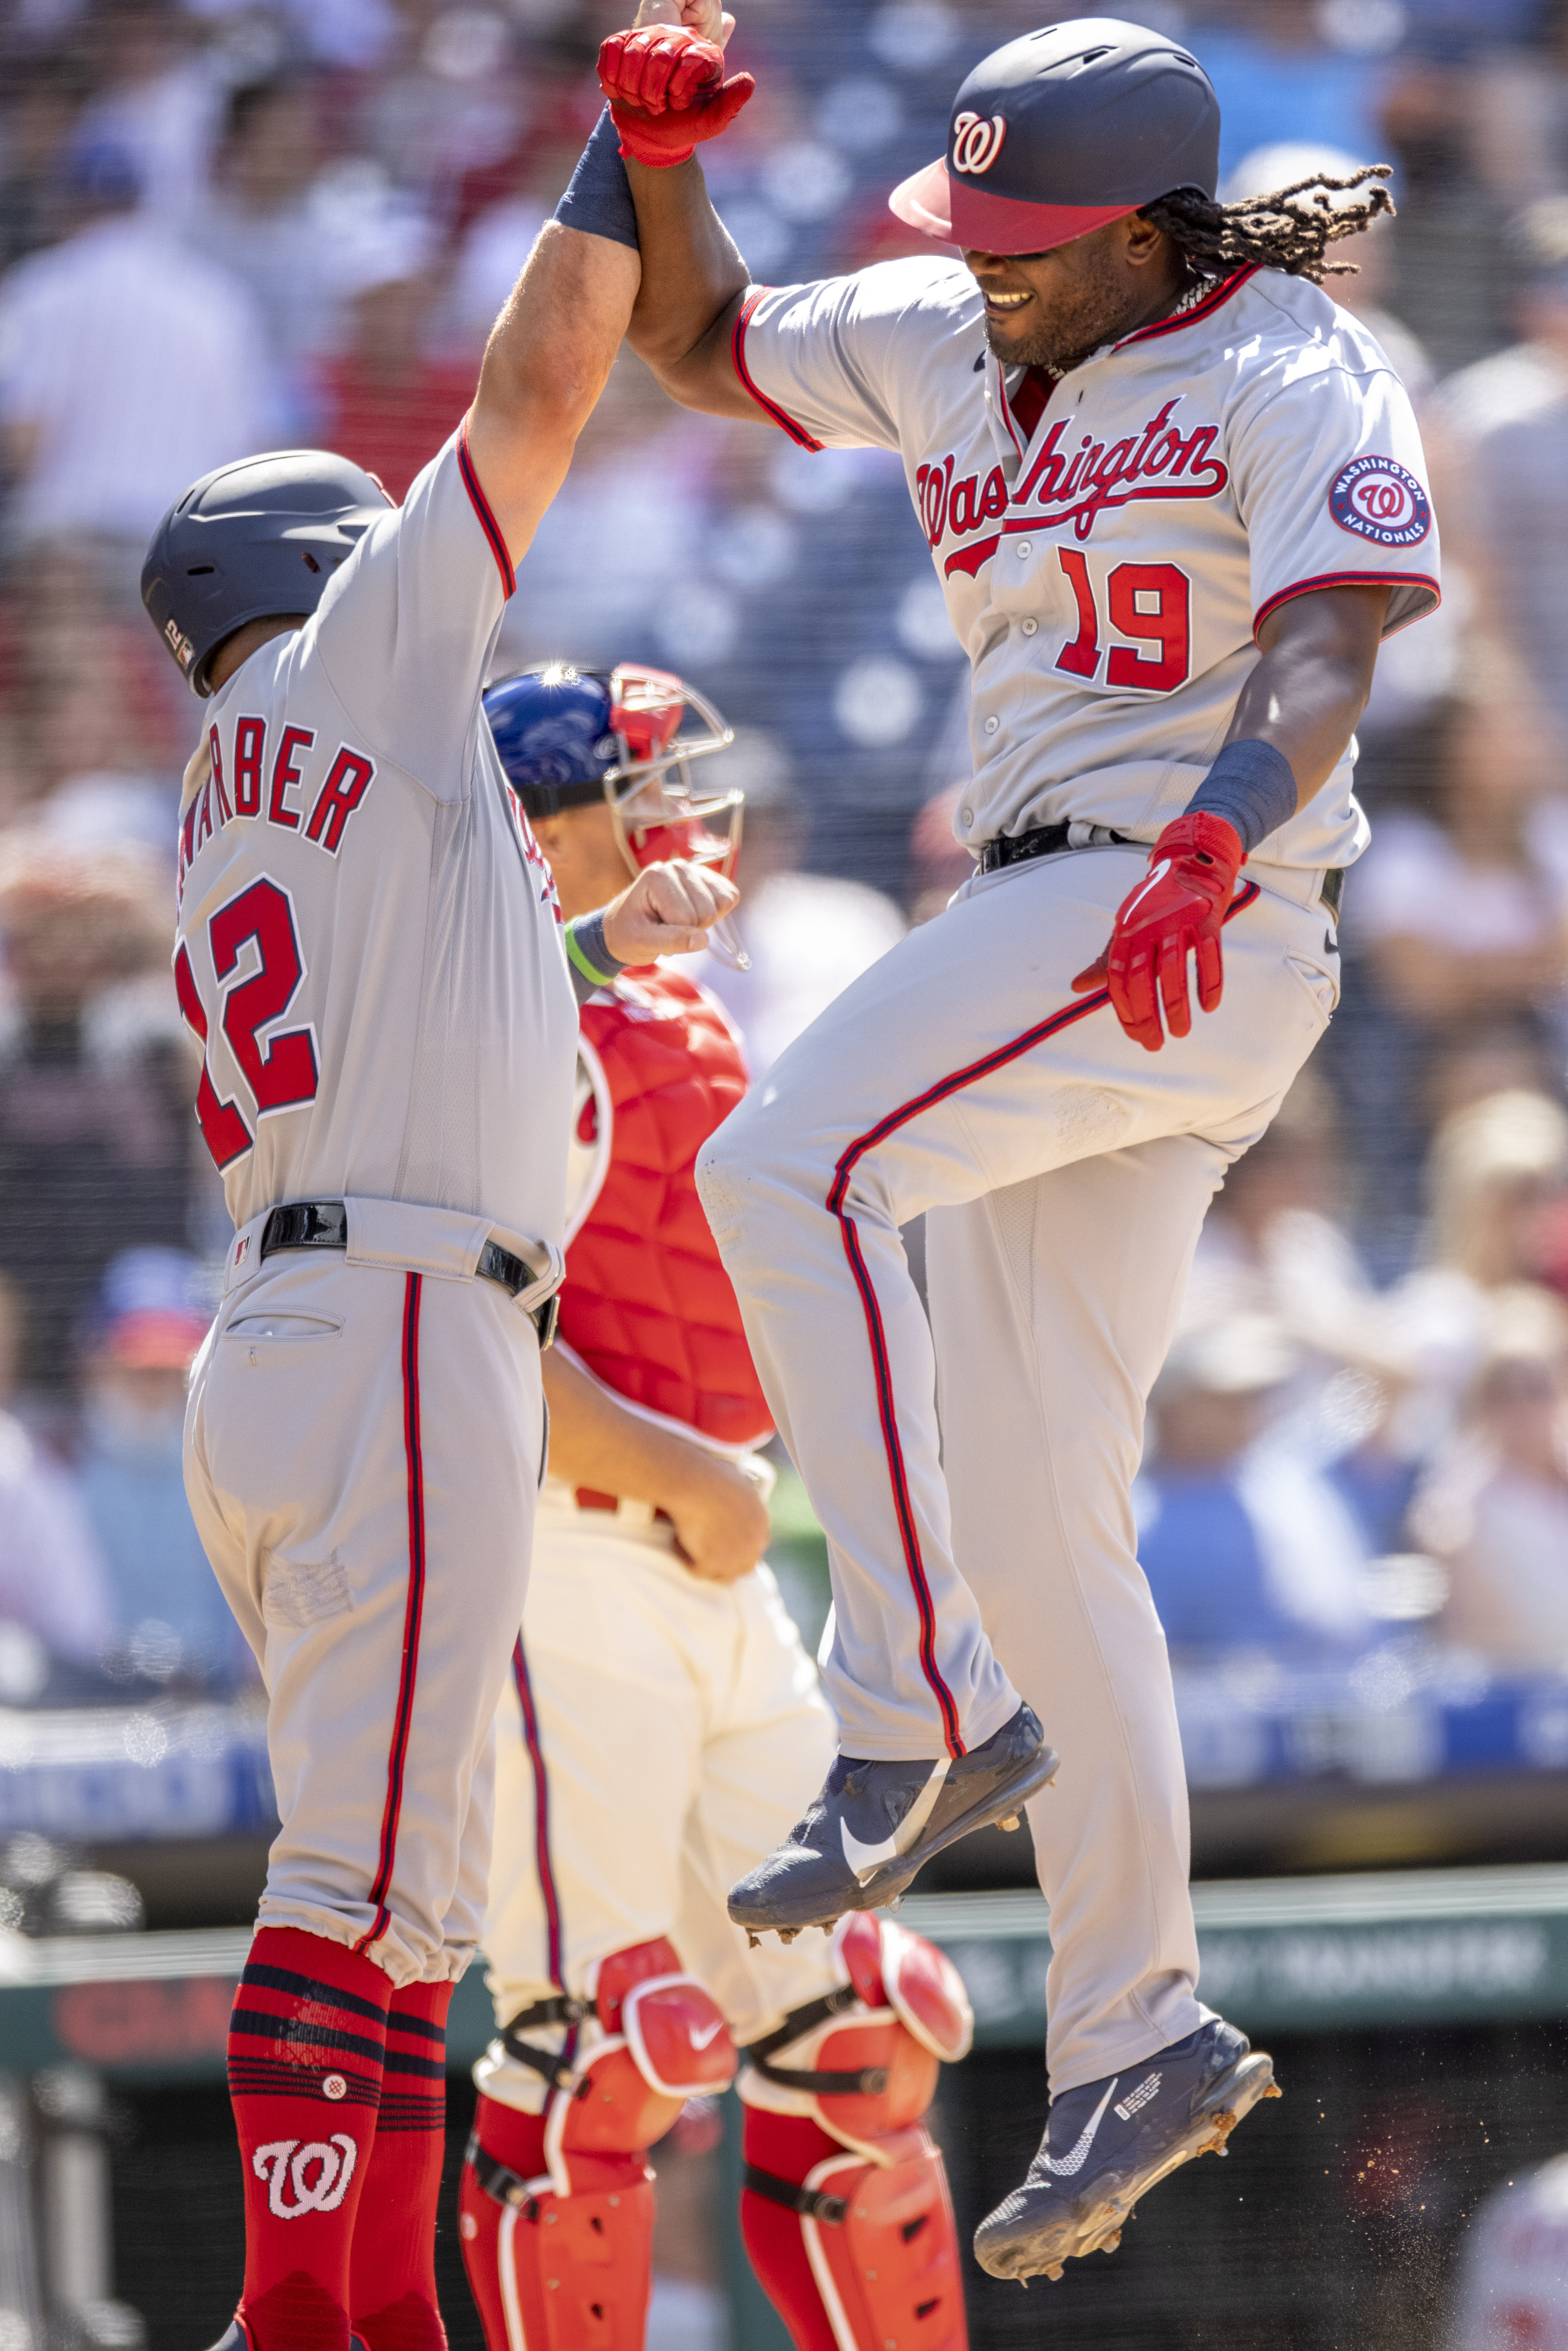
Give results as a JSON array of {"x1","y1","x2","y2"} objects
[
  {"x1": 598, "y1": 25, "x2": 755, "y2": 168},
  {"x1": 1070, "y1": 812, "x2": 1245, "y2": 1052}
]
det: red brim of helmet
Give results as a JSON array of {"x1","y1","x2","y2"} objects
[{"x1": 888, "y1": 157, "x2": 1141, "y2": 255}]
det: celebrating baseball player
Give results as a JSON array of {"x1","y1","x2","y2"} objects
[
  {"x1": 140, "y1": 209, "x2": 737, "y2": 2349},
  {"x1": 587, "y1": 8, "x2": 1441, "y2": 2286},
  {"x1": 457, "y1": 659, "x2": 973, "y2": 2351}
]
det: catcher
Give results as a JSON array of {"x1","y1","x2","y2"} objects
[{"x1": 459, "y1": 661, "x2": 975, "y2": 2351}]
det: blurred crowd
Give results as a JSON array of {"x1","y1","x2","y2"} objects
[{"x1": 3, "y1": 0, "x2": 1568, "y2": 1741}]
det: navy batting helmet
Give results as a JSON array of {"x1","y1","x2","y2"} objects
[
  {"x1": 141, "y1": 450, "x2": 393, "y2": 697},
  {"x1": 890, "y1": 18, "x2": 1219, "y2": 256}
]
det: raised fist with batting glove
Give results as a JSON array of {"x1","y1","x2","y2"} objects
[
  {"x1": 599, "y1": 0, "x2": 753, "y2": 170},
  {"x1": 1071, "y1": 811, "x2": 1246, "y2": 1053}
]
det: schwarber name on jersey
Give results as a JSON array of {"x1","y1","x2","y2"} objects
[
  {"x1": 733, "y1": 258, "x2": 1440, "y2": 883},
  {"x1": 560, "y1": 968, "x2": 772, "y2": 1452},
  {"x1": 173, "y1": 432, "x2": 578, "y2": 1256}
]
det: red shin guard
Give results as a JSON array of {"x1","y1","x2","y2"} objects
[
  {"x1": 742, "y1": 2106, "x2": 967, "y2": 2351},
  {"x1": 459, "y1": 2096, "x2": 654, "y2": 2351},
  {"x1": 351, "y1": 1981, "x2": 453, "y2": 2351},
  {"x1": 228, "y1": 1926, "x2": 392, "y2": 2351}
]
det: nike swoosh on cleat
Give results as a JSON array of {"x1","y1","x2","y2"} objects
[
  {"x1": 1043, "y1": 2078, "x2": 1119, "y2": 2178},
  {"x1": 688, "y1": 2019, "x2": 724, "y2": 2051},
  {"x1": 839, "y1": 1757, "x2": 952, "y2": 1882},
  {"x1": 841, "y1": 1820, "x2": 900, "y2": 1877}
]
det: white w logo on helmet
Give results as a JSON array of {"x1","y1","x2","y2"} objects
[
  {"x1": 952, "y1": 112, "x2": 1007, "y2": 176},
  {"x1": 253, "y1": 2133, "x2": 358, "y2": 2218}
]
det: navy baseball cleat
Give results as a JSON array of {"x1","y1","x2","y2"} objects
[
  {"x1": 973, "y1": 2016, "x2": 1281, "y2": 2283},
  {"x1": 727, "y1": 1701, "x2": 1058, "y2": 1938}
]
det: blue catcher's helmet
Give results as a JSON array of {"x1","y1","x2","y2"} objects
[{"x1": 483, "y1": 660, "x2": 741, "y2": 882}]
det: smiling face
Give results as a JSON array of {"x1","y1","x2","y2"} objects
[{"x1": 962, "y1": 211, "x2": 1189, "y2": 376}]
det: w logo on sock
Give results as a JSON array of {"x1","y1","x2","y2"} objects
[{"x1": 253, "y1": 2133, "x2": 358, "y2": 2217}]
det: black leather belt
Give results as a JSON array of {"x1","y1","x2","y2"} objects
[
  {"x1": 259, "y1": 1200, "x2": 559, "y2": 1348},
  {"x1": 977, "y1": 821, "x2": 1129, "y2": 874},
  {"x1": 977, "y1": 819, "x2": 1346, "y2": 917}
]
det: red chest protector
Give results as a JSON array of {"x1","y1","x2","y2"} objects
[{"x1": 562, "y1": 968, "x2": 772, "y2": 1448}]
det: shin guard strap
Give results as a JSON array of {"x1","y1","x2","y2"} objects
[
  {"x1": 467, "y1": 2133, "x2": 542, "y2": 2214},
  {"x1": 744, "y1": 1987, "x2": 888, "y2": 2098},
  {"x1": 743, "y1": 2162, "x2": 849, "y2": 2228}
]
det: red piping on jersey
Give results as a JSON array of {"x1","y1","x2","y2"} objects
[
  {"x1": 1119, "y1": 266, "x2": 1259, "y2": 347},
  {"x1": 458, "y1": 429, "x2": 515, "y2": 598},
  {"x1": 1253, "y1": 570, "x2": 1442, "y2": 642},
  {"x1": 357, "y1": 1272, "x2": 428, "y2": 1957},
  {"x1": 732, "y1": 291, "x2": 825, "y2": 452},
  {"x1": 995, "y1": 370, "x2": 1026, "y2": 462},
  {"x1": 827, "y1": 879, "x2": 1262, "y2": 1759},
  {"x1": 511, "y1": 1636, "x2": 565, "y2": 1990}
]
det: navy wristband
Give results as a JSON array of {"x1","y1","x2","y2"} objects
[
  {"x1": 565, "y1": 910, "x2": 628, "y2": 1006},
  {"x1": 1185, "y1": 738, "x2": 1296, "y2": 854},
  {"x1": 554, "y1": 108, "x2": 639, "y2": 252}
]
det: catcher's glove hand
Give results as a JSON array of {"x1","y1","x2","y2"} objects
[
  {"x1": 598, "y1": 24, "x2": 754, "y2": 168},
  {"x1": 1071, "y1": 811, "x2": 1245, "y2": 1052}
]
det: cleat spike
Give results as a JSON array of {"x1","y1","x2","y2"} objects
[
  {"x1": 1046, "y1": 2264, "x2": 1064, "y2": 2283},
  {"x1": 778, "y1": 1928, "x2": 798, "y2": 1944},
  {"x1": 1102, "y1": 2232, "x2": 1121, "y2": 2254},
  {"x1": 746, "y1": 1932, "x2": 761, "y2": 1949},
  {"x1": 884, "y1": 1895, "x2": 903, "y2": 1911},
  {"x1": 1264, "y1": 2083, "x2": 1283, "y2": 2098},
  {"x1": 998, "y1": 1814, "x2": 1021, "y2": 1832}
]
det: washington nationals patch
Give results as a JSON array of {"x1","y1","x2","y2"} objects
[{"x1": 1328, "y1": 455, "x2": 1432, "y2": 548}]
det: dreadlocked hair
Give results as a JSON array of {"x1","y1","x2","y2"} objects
[{"x1": 1141, "y1": 165, "x2": 1395, "y2": 287}]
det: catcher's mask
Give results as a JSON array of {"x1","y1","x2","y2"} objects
[{"x1": 484, "y1": 661, "x2": 747, "y2": 968}]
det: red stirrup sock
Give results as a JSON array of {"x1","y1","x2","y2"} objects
[
  {"x1": 351, "y1": 1980, "x2": 454, "y2": 2351},
  {"x1": 228, "y1": 1925, "x2": 391, "y2": 2351}
]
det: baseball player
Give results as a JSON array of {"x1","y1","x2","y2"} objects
[
  {"x1": 592, "y1": 10, "x2": 1441, "y2": 2285},
  {"x1": 139, "y1": 219, "x2": 737, "y2": 2350},
  {"x1": 457, "y1": 660, "x2": 974, "y2": 2351}
]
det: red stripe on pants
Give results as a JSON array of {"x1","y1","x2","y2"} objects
[{"x1": 357, "y1": 1272, "x2": 427, "y2": 1956}]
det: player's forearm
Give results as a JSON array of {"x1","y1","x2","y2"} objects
[
  {"x1": 543, "y1": 1348, "x2": 713, "y2": 1509},
  {"x1": 623, "y1": 156, "x2": 752, "y2": 413},
  {"x1": 1223, "y1": 584, "x2": 1389, "y2": 808},
  {"x1": 466, "y1": 223, "x2": 642, "y2": 556}
]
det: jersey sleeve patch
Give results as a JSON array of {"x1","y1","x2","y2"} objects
[{"x1": 1328, "y1": 456, "x2": 1432, "y2": 548}]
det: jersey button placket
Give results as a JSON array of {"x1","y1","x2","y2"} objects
[{"x1": 983, "y1": 715, "x2": 1000, "y2": 737}]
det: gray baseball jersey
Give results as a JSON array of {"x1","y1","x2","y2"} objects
[
  {"x1": 173, "y1": 431, "x2": 577, "y2": 1259},
  {"x1": 734, "y1": 258, "x2": 1439, "y2": 878}
]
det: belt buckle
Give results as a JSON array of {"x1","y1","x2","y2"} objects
[{"x1": 535, "y1": 1292, "x2": 560, "y2": 1351}]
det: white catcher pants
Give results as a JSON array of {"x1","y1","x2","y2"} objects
[
  {"x1": 476, "y1": 1492, "x2": 841, "y2": 2112},
  {"x1": 696, "y1": 845, "x2": 1339, "y2": 2089}
]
